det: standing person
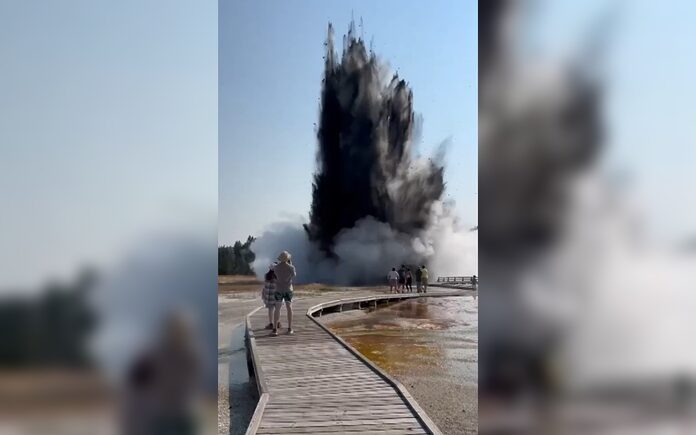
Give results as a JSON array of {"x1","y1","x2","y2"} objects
[
  {"x1": 405, "y1": 268, "x2": 413, "y2": 292},
  {"x1": 272, "y1": 251, "x2": 295, "y2": 336},
  {"x1": 420, "y1": 265, "x2": 429, "y2": 293},
  {"x1": 471, "y1": 275, "x2": 478, "y2": 290},
  {"x1": 261, "y1": 264, "x2": 279, "y2": 330},
  {"x1": 398, "y1": 265, "x2": 406, "y2": 292},
  {"x1": 387, "y1": 268, "x2": 399, "y2": 293},
  {"x1": 415, "y1": 266, "x2": 423, "y2": 293}
]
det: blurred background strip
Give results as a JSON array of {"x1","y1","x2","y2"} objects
[
  {"x1": 0, "y1": 1, "x2": 218, "y2": 434},
  {"x1": 479, "y1": 0, "x2": 696, "y2": 433}
]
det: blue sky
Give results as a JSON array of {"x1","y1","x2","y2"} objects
[
  {"x1": 0, "y1": 1, "x2": 217, "y2": 289},
  {"x1": 219, "y1": 0, "x2": 478, "y2": 244},
  {"x1": 3, "y1": 0, "x2": 694, "y2": 291}
]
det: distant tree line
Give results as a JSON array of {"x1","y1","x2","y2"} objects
[
  {"x1": 0, "y1": 269, "x2": 97, "y2": 368},
  {"x1": 218, "y1": 236, "x2": 256, "y2": 275}
]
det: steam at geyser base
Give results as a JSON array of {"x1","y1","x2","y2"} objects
[{"x1": 252, "y1": 23, "x2": 477, "y2": 285}]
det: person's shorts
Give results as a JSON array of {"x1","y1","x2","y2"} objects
[
  {"x1": 389, "y1": 279, "x2": 398, "y2": 286},
  {"x1": 274, "y1": 290, "x2": 293, "y2": 303}
]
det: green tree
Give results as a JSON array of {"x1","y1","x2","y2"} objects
[{"x1": 218, "y1": 236, "x2": 256, "y2": 275}]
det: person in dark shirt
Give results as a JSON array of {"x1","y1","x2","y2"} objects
[{"x1": 398, "y1": 265, "x2": 406, "y2": 292}]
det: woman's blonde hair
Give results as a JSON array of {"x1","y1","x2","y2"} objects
[{"x1": 277, "y1": 250, "x2": 292, "y2": 263}]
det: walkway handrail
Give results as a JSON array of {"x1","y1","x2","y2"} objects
[
  {"x1": 244, "y1": 305, "x2": 269, "y2": 435},
  {"x1": 437, "y1": 275, "x2": 475, "y2": 283}
]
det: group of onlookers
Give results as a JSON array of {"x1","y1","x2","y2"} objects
[{"x1": 387, "y1": 264, "x2": 429, "y2": 293}]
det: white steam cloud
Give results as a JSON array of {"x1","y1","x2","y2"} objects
[{"x1": 252, "y1": 200, "x2": 477, "y2": 285}]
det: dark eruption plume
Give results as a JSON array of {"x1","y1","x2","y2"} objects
[
  {"x1": 253, "y1": 22, "x2": 476, "y2": 286},
  {"x1": 479, "y1": 0, "x2": 603, "y2": 258},
  {"x1": 304, "y1": 23, "x2": 445, "y2": 256}
]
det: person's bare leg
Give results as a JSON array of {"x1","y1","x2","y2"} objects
[
  {"x1": 272, "y1": 303, "x2": 281, "y2": 334},
  {"x1": 286, "y1": 302, "x2": 294, "y2": 333},
  {"x1": 267, "y1": 307, "x2": 273, "y2": 326}
]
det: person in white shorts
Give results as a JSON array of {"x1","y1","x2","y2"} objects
[
  {"x1": 272, "y1": 251, "x2": 296, "y2": 336},
  {"x1": 387, "y1": 267, "x2": 399, "y2": 293}
]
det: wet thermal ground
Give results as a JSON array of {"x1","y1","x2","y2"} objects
[{"x1": 323, "y1": 296, "x2": 478, "y2": 434}]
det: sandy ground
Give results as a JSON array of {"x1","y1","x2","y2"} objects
[
  {"x1": 218, "y1": 276, "x2": 260, "y2": 435},
  {"x1": 401, "y1": 375, "x2": 477, "y2": 434},
  {"x1": 0, "y1": 371, "x2": 217, "y2": 435}
]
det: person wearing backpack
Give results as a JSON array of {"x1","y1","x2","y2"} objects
[{"x1": 398, "y1": 265, "x2": 407, "y2": 292}]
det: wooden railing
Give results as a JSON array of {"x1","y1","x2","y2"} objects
[{"x1": 434, "y1": 276, "x2": 478, "y2": 288}]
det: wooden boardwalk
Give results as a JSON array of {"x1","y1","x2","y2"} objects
[{"x1": 244, "y1": 289, "x2": 468, "y2": 435}]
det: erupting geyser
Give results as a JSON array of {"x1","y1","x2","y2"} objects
[
  {"x1": 304, "y1": 23, "x2": 446, "y2": 256},
  {"x1": 252, "y1": 22, "x2": 476, "y2": 285}
]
